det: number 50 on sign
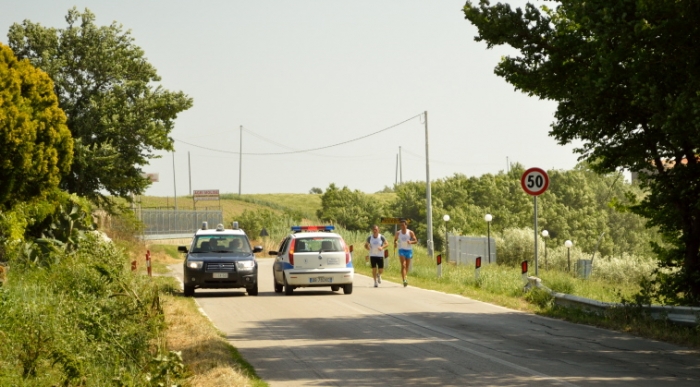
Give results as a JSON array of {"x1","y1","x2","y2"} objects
[{"x1": 521, "y1": 167, "x2": 549, "y2": 196}]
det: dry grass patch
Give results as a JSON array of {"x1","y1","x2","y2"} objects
[{"x1": 162, "y1": 293, "x2": 267, "y2": 387}]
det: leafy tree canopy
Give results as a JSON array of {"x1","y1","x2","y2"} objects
[
  {"x1": 7, "y1": 8, "x2": 193, "y2": 208},
  {"x1": 464, "y1": 0, "x2": 700, "y2": 304},
  {"x1": 317, "y1": 183, "x2": 384, "y2": 232},
  {"x1": 0, "y1": 43, "x2": 73, "y2": 210}
]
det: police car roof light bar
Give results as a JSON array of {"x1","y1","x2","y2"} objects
[{"x1": 291, "y1": 225, "x2": 335, "y2": 233}]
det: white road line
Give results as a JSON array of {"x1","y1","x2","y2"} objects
[{"x1": 341, "y1": 299, "x2": 581, "y2": 387}]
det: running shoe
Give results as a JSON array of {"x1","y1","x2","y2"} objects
[
  {"x1": 374, "y1": 281, "x2": 378, "y2": 288},
  {"x1": 403, "y1": 280, "x2": 408, "y2": 287},
  {"x1": 377, "y1": 275, "x2": 382, "y2": 284}
]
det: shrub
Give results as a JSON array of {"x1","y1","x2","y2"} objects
[
  {"x1": 496, "y1": 227, "x2": 535, "y2": 267},
  {"x1": 0, "y1": 233, "x2": 180, "y2": 385}
]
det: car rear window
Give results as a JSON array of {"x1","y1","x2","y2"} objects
[{"x1": 295, "y1": 237, "x2": 343, "y2": 252}]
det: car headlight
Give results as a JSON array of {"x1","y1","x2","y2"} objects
[
  {"x1": 236, "y1": 260, "x2": 255, "y2": 270},
  {"x1": 187, "y1": 260, "x2": 203, "y2": 269}
]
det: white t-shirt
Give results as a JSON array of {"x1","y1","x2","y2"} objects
[
  {"x1": 397, "y1": 229, "x2": 413, "y2": 250},
  {"x1": 367, "y1": 234, "x2": 386, "y2": 257}
]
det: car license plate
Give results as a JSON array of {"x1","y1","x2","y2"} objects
[
  {"x1": 213, "y1": 273, "x2": 228, "y2": 279},
  {"x1": 310, "y1": 276, "x2": 332, "y2": 283}
]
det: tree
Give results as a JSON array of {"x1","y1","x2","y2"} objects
[
  {"x1": 464, "y1": 0, "x2": 700, "y2": 304},
  {"x1": 0, "y1": 43, "x2": 73, "y2": 210},
  {"x1": 317, "y1": 184, "x2": 384, "y2": 231},
  {"x1": 7, "y1": 8, "x2": 193, "y2": 207}
]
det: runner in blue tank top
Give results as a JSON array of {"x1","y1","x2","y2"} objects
[{"x1": 394, "y1": 220, "x2": 417, "y2": 287}]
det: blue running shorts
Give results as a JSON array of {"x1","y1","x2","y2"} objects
[{"x1": 398, "y1": 249, "x2": 413, "y2": 259}]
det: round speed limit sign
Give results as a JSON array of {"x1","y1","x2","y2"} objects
[{"x1": 521, "y1": 167, "x2": 549, "y2": 196}]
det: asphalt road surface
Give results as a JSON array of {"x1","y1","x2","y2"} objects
[{"x1": 169, "y1": 258, "x2": 700, "y2": 386}]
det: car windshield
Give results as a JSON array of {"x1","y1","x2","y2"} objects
[
  {"x1": 192, "y1": 235, "x2": 252, "y2": 253},
  {"x1": 295, "y1": 237, "x2": 343, "y2": 252}
]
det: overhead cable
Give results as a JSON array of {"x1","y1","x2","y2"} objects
[{"x1": 173, "y1": 113, "x2": 423, "y2": 155}]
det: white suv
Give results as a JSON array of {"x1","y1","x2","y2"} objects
[{"x1": 269, "y1": 226, "x2": 354, "y2": 295}]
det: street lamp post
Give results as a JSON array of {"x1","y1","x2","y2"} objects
[
  {"x1": 484, "y1": 214, "x2": 493, "y2": 263},
  {"x1": 541, "y1": 230, "x2": 549, "y2": 270},
  {"x1": 565, "y1": 240, "x2": 573, "y2": 273},
  {"x1": 443, "y1": 214, "x2": 450, "y2": 262}
]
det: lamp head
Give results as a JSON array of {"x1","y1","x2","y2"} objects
[
  {"x1": 565, "y1": 240, "x2": 573, "y2": 248},
  {"x1": 443, "y1": 214, "x2": 450, "y2": 222},
  {"x1": 542, "y1": 230, "x2": 549, "y2": 237},
  {"x1": 484, "y1": 214, "x2": 492, "y2": 222}
]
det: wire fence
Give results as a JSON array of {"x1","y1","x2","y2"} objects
[{"x1": 136, "y1": 209, "x2": 223, "y2": 238}]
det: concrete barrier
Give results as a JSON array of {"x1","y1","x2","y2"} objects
[{"x1": 524, "y1": 276, "x2": 700, "y2": 327}]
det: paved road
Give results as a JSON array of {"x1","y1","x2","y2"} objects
[{"x1": 169, "y1": 258, "x2": 700, "y2": 386}]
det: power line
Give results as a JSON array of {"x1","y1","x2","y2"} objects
[{"x1": 172, "y1": 113, "x2": 423, "y2": 155}]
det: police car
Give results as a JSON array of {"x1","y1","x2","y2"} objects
[
  {"x1": 269, "y1": 225, "x2": 354, "y2": 295},
  {"x1": 178, "y1": 222, "x2": 263, "y2": 297}
]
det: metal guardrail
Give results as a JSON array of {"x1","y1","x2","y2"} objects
[{"x1": 525, "y1": 276, "x2": 700, "y2": 327}]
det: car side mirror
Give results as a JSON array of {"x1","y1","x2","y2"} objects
[
  {"x1": 253, "y1": 246, "x2": 263, "y2": 253},
  {"x1": 178, "y1": 246, "x2": 188, "y2": 253},
  {"x1": 268, "y1": 251, "x2": 278, "y2": 256},
  {"x1": 349, "y1": 245, "x2": 354, "y2": 253}
]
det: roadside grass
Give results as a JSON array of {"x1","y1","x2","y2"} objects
[
  {"x1": 160, "y1": 281, "x2": 267, "y2": 387},
  {"x1": 0, "y1": 236, "x2": 193, "y2": 386},
  {"x1": 146, "y1": 246, "x2": 267, "y2": 387}
]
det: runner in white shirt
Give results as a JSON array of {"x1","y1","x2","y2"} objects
[{"x1": 365, "y1": 225, "x2": 389, "y2": 287}]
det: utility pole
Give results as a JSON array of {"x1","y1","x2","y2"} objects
[
  {"x1": 172, "y1": 151, "x2": 178, "y2": 210},
  {"x1": 238, "y1": 125, "x2": 242, "y2": 195},
  {"x1": 423, "y1": 111, "x2": 434, "y2": 267},
  {"x1": 399, "y1": 146, "x2": 403, "y2": 183},
  {"x1": 395, "y1": 153, "x2": 399, "y2": 186},
  {"x1": 188, "y1": 151, "x2": 192, "y2": 196}
]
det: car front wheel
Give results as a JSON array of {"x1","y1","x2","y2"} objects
[
  {"x1": 184, "y1": 284, "x2": 195, "y2": 297},
  {"x1": 247, "y1": 284, "x2": 258, "y2": 296}
]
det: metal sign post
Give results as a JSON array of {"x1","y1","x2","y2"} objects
[{"x1": 521, "y1": 168, "x2": 549, "y2": 277}]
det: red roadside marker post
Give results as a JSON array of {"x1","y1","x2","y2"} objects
[
  {"x1": 475, "y1": 256, "x2": 482, "y2": 281},
  {"x1": 146, "y1": 250, "x2": 152, "y2": 277},
  {"x1": 521, "y1": 168, "x2": 549, "y2": 276}
]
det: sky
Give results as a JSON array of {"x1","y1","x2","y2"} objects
[{"x1": 0, "y1": 0, "x2": 584, "y2": 197}]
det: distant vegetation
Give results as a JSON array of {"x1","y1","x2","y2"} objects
[
  {"x1": 174, "y1": 163, "x2": 661, "y2": 292},
  {"x1": 317, "y1": 162, "x2": 658, "y2": 259}
]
